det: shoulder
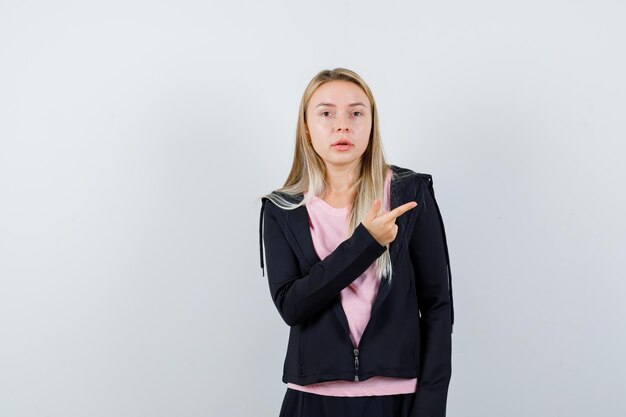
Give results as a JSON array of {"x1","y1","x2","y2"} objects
[
  {"x1": 261, "y1": 191, "x2": 303, "y2": 218},
  {"x1": 389, "y1": 164, "x2": 433, "y2": 190},
  {"x1": 261, "y1": 191, "x2": 284, "y2": 212}
]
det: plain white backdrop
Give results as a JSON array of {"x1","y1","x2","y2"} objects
[{"x1": 1, "y1": 1, "x2": 625, "y2": 416}]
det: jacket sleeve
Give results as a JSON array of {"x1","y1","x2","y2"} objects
[
  {"x1": 408, "y1": 176, "x2": 453, "y2": 417},
  {"x1": 262, "y1": 199, "x2": 387, "y2": 326}
]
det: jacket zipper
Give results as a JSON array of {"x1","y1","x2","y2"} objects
[{"x1": 349, "y1": 277, "x2": 390, "y2": 382}]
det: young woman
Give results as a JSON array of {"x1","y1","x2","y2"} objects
[{"x1": 258, "y1": 68, "x2": 454, "y2": 417}]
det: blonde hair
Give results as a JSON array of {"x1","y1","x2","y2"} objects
[{"x1": 259, "y1": 67, "x2": 404, "y2": 282}]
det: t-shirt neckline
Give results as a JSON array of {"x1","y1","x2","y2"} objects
[{"x1": 309, "y1": 194, "x2": 351, "y2": 215}]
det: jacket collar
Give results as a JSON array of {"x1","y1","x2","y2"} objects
[
  {"x1": 259, "y1": 164, "x2": 416, "y2": 274},
  {"x1": 280, "y1": 164, "x2": 414, "y2": 270}
]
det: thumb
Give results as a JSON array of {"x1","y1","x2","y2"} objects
[{"x1": 365, "y1": 199, "x2": 381, "y2": 223}]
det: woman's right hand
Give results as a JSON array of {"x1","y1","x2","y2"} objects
[{"x1": 362, "y1": 199, "x2": 418, "y2": 246}]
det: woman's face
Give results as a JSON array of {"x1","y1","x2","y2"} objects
[{"x1": 305, "y1": 80, "x2": 372, "y2": 169}]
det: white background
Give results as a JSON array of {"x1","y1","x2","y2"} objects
[{"x1": 1, "y1": 1, "x2": 625, "y2": 416}]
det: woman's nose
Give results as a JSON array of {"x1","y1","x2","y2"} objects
[{"x1": 335, "y1": 114, "x2": 350, "y2": 131}]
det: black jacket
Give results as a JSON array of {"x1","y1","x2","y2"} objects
[{"x1": 258, "y1": 164, "x2": 454, "y2": 417}]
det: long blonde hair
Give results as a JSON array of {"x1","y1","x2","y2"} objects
[{"x1": 259, "y1": 67, "x2": 400, "y2": 282}]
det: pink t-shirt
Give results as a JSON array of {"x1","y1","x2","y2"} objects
[{"x1": 287, "y1": 169, "x2": 418, "y2": 397}]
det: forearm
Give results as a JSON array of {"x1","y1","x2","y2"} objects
[{"x1": 263, "y1": 201, "x2": 387, "y2": 326}]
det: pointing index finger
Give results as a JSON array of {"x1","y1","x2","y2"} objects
[{"x1": 384, "y1": 201, "x2": 418, "y2": 220}]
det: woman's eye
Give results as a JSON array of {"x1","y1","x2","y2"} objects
[
  {"x1": 321, "y1": 111, "x2": 331, "y2": 117},
  {"x1": 353, "y1": 111, "x2": 363, "y2": 117}
]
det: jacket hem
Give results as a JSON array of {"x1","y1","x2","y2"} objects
[{"x1": 282, "y1": 367, "x2": 418, "y2": 385}]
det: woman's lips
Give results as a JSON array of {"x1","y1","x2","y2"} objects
[{"x1": 332, "y1": 144, "x2": 353, "y2": 151}]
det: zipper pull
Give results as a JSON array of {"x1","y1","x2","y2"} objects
[{"x1": 353, "y1": 348, "x2": 359, "y2": 381}]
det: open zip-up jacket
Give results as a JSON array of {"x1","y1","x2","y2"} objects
[{"x1": 258, "y1": 164, "x2": 454, "y2": 417}]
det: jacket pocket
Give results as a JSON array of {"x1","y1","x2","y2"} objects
[{"x1": 299, "y1": 309, "x2": 354, "y2": 377}]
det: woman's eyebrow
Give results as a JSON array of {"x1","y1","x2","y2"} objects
[{"x1": 315, "y1": 102, "x2": 367, "y2": 108}]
